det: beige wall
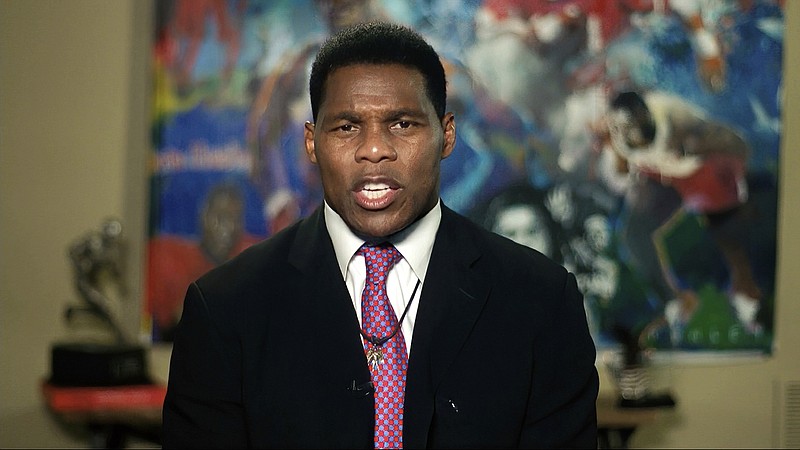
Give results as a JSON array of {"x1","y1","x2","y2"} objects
[
  {"x1": 0, "y1": 0, "x2": 150, "y2": 447},
  {"x1": 1, "y1": 0, "x2": 798, "y2": 447}
]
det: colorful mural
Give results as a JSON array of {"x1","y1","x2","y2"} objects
[{"x1": 147, "y1": 0, "x2": 783, "y2": 355}]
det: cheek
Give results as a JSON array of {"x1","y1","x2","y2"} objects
[
  {"x1": 409, "y1": 147, "x2": 443, "y2": 173},
  {"x1": 317, "y1": 156, "x2": 353, "y2": 192}
]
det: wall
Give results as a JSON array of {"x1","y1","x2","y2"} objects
[
  {"x1": 0, "y1": 0, "x2": 149, "y2": 447},
  {"x1": 0, "y1": 0, "x2": 798, "y2": 447}
]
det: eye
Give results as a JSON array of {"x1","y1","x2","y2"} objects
[
  {"x1": 338, "y1": 124, "x2": 354, "y2": 132},
  {"x1": 390, "y1": 120, "x2": 413, "y2": 130}
]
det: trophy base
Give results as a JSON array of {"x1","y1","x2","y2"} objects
[
  {"x1": 49, "y1": 342, "x2": 150, "y2": 387},
  {"x1": 618, "y1": 392, "x2": 677, "y2": 409}
]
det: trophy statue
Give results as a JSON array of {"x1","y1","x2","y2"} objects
[
  {"x1": 607, "y1": 325, "x2": 676, "y2": 409},
  {"x1": 48, "y1": 218, "x2": 150, "y2": 387}
]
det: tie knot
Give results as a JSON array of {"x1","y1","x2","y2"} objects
[{"x1": 358, "y1": 242, "x2": 400, "y2": 276}]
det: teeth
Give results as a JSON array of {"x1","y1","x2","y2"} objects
[
  {"x1": 363, "y1": 190, "x2": 385, "y2": 199},
  {"x1": 361, "y1": 183, "x2": 390, "y2": 199},
  {"x1": 363, "y1": 183, "x2": 389, "y2": 190}
]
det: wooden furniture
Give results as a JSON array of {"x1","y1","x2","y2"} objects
[{"x1": 597, "y1": 394, "x2": 665, "y2": 448}]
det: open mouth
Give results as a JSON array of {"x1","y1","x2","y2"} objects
[
  {"x1": 361, "y1": 183, "x2": 393, "y2": 199},
  {"x1": 354, "y1": 180, "x2": 399, "y2": 209}
]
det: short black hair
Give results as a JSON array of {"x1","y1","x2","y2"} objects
[{"x1": 309, "y1": 21, "x2": 447, "y2": 121}]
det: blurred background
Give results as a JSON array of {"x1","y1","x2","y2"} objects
[{"x1": 1, "y1": 0, "x2": 799, "y2": 447}]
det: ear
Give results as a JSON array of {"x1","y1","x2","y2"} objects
[
  {"x1": 441, "y1": 113, "x2": 456, "y2": 160},
  {"x1": 304, "y1": 121, "x2": 318, "y2": 164}
]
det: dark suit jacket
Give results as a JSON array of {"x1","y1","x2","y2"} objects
[{"x1": 162, "y1": 205, "x2": 598, "y2": 448}]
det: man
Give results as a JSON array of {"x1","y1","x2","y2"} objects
[
  {"x1": 163, "y1": 22, "x2": 598, "y2": 448},
  {"x1": 604, "y1": 90, "x2": 763, "y2": 341},
  {"x1": 147, "y1": 182, "x2": 261, "y2": 341}
]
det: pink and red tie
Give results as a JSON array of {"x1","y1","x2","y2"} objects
[{"x1": 358, "y1": 243, "x2": 407, "y2": 449}]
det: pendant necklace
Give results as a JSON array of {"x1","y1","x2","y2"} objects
[{"x1": 360, "y1": 279, "x2": 421, "y2": 371}]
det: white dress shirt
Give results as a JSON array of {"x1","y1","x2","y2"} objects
[{"x1": 324, "y1": 201, "x2": 441, "y2": 356}]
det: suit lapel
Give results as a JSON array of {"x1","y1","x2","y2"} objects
[
  {"x1": 404, "y1": 206, "x2": 491, "y2": 448},
  {"x1": 287, "y1": 207, "x2": 373, "y2": 387},
  {"x1": 288, "y1": 206, "x2": 334, "y2": 275},
  {"x1": 288, "y1": 206, "x2": 492, "y2": 447}
]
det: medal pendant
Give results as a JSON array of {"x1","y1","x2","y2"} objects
[{"x1": 366, "y1": 346, "x2": 383, "y2": 371}]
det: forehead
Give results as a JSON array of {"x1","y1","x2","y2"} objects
[
  {"x1": 498, "y1": 205, "x2": 541, "y2": 223},
  {"x1": 585, "y1": 215, "x2": 607, "y2": 230},
  {"x1": 321, "y1": 64, "x2": 427, "y2": 104},
  {"x1": 207, "y1": 192, "x2": 242, "y2": 209}
]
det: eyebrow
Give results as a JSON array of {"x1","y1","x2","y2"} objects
[
  {"x1": 328, "y1": 111, "x2": 361, "y2": 123},
  {"x1": 386, "y1": 108, "x2": 427, "y2": 121},
  {"x1": 328, "y1": 108, "x2": 427, "y2": 123}
]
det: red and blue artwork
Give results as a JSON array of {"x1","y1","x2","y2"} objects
[{"x1": 147, "y1": 0, "x2": 784, "y2": 356}]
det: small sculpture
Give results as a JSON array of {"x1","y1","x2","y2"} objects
[
  {"x1": 50, "y1": 218, "x2": 148, "y2": 386},
  {"x1": 65, "y1": 218, "x2": 129, "y2": 343}
]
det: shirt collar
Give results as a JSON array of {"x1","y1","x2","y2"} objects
[{"x1": 324, "y1": 200, "x2": 441, "y2": 283}]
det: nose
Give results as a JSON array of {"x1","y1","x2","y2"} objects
[{"x1": 355, "y1": 126, "x2": 397, "y2": 163}]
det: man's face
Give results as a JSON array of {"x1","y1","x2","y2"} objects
[
  {"x1": 201, "y1": 192, "x2": 243, "y2": 263},
  {"x1": 584, "y1": 214, "x2": 610, "y2": 252},
  {"x1": 493, "y1": 205, "x2": 552, "y2": 258},
  {"x1": 609, "y1": 108, "x2": 649, "y2": 149},
  {"x1": 305, "y1": 64, "x2": 455, "y2": 239}
]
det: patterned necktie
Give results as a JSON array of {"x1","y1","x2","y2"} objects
[{"x1": 358, "y1": 242, "x2": 407, "y2": 450}]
